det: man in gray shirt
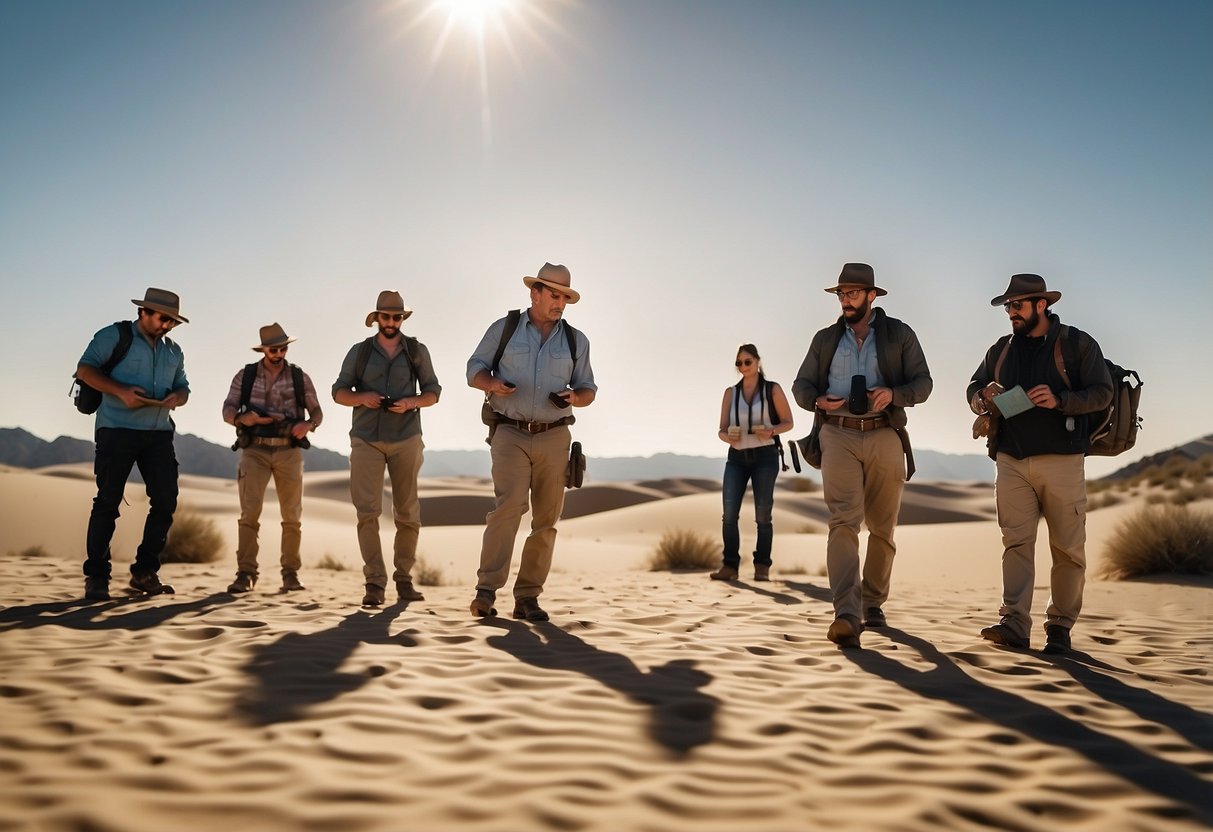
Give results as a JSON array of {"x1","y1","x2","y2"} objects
[
  {"x1": 333, "y1": 291, "x2": 441, "y2": 607},
  {"x1": 466, "y1": 263, "x2": 597, "y2": 622}
]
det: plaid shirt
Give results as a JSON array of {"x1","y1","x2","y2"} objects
[{"x1": 222, "y1": 362, "x2": 322, "y2": 427}]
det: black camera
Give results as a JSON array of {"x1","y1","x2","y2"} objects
[
  {"x1": 548, "y1": 391, "x2": 571, "y2": 409},
  {"x1": 848, "y1": 375, "x2": 868, "y2": 415}
]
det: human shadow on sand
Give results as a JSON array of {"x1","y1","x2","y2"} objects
[
  {"x1": 482, "y1": 618, "x2": 719, "y2": 756},
  {"x1": 0, "y1": 593, "x2": 236, "y2": 632},
  {"x1": 1046, "y1": 650, "x2": 1213, "y2": 754},
  {"x1": 236, "y1": 602, "x2": 416, "y2": 726},
  {"x1": 720, "y1": 579, "x2": 805, "y2": 606},
  {"x1": 781, "y1": 580, "x2": 834, "y2": 605},
  {"x1": 846, "y1": 627, "x2": 1213, "y2": 824}
]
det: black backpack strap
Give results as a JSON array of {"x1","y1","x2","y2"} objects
[
  {"x1": 563, "y1": 321, "x2": 579, "y2": 374},
  {"x1": 100, "y1": 320, "x2": 135, "y2": 375},
  {"x1": 239, "y1": 362, "x2": 259, "y2": 410},
  {"x1": 491, "y1": 310, "x2": 523, "y2": 375},
  {"x1": 353, "y1": 338, "x2": 375, "y2": 389},
  {"x1": 401, "y1": 336, "x2": 421, "y2": 395},
  {"x1": 290, "y1": 364, "x2": 306, "y2": 412}
]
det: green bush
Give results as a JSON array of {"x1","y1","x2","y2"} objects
[
  {"x1": 646, "y1": 528, "x2": 718, "y2": 571},
  {"x1": 1099, "y1": 505, "x2": 1213, "y2": 579},
  {"x1": 161, "y1": 510, "x2": 223, "y2": 564}
]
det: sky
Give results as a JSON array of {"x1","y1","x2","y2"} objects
[{"x1": 2, "y1": 0, "x2": 1210, "y2": 477}]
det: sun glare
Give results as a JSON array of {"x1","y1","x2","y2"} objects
[{"x1": 441, "y1": 0, "x2": 513, "y2": 33}]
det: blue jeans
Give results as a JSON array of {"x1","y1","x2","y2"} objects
[
  {"x1": 85, "y1": 428, "x2": 179, "y2": 579},
  {"x1": 721, "y1": 444, "x2": 780, "y2": 568}
]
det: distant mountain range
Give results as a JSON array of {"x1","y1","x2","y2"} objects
[{"x1": 7, "y1": 426, "x2": 1206, "y2": 483}]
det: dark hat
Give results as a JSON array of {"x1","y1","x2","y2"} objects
[
  {"x1": 366, "y1": 290, "x2": 413, "y2": 327},
  {"x1": 990, "y1": 274, "x2": 1061, "y2": 307},
  {"x1": 824, "y1": 263, "x2": 886, "y2": 297},
  {"x1": 523, "y1": 262, "x2": 580, "y2": 303},
  {"x1": 252, "y1": 323, "x2": 295, "y2": 351},
  {"x1": 130, "y1": 287, "x2": 188, "y2": 323}
]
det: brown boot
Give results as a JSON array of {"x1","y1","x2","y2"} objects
[
  {"x1": 227, "y1": 571, "x2": 256, "y2": 593},
  {"x1": 709, "y1": 565, "x2": 739, "y2": 581},
  {"x1": 361, "y1": 583, "x2": 385, "y2": 607},
  {"x1": 396, "y1": 578, "x2": 424, "y2": 602},
  {"x1": 280, "y1": 571, "x2": 305, "y2": 592},
  {"x1": 754, "y1": 565, "x2": 770, "y2": 582},
  {"x1": 469, "y1": 590, "x2": 497, "y2": 618}
]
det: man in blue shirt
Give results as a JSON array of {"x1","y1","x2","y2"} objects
[
  {"x1": 466, "y1": 263, "x2": 597, "y2": 622},
  {"x1": 76, "y1": 288, "x2": 191, "y2": 600},
  {"x1": 792, "y1": 264, "x2": 932, "y2": 649}
]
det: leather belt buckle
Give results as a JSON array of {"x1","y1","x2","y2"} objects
[{"x1": 525, "y1": 421, "x2": 545, "y2": 434}]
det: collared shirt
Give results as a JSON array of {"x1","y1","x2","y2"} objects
[
  {"x1": 222, "y1": 362, "x2": 323, "y2": 426},
  {"x1": 826, "y1": 322, "x2": 886, "y2": 415},
  {"x1": 79, "y1": 321, "x2": 189, "y2": 432},
  {"x1": 333, "y1": 336, "x2": 442, "y2": 443},
  {"x1": 466, "y1": 313, "x2": 597, "y2": 423}
]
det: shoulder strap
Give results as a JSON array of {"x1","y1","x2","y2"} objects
[
  {"x1": 290, "y1": 364, "x2": 306, "y2": 411},
  {"x1": 563, "y1": 321, "x2": 579, "y2": 373},
  {"x1": 1051, "y1": 324, "x2": 1072, "y2": 388},
  {"x1": 353, "y1": 338, "x2": 375, "y2": 388},
  {"x1": 491, "y1": 310, "x2": 523, "y2": 374},
  {"x1": 100, "y1": 321, "x2": 135, "y2": 375},
  {"x1": 992, "y1": 335, "x2": 1012, "y2": 385},
  {"x1": 239, "y1": 362, "x2": 258, "y2": 409},
  {"x1": 766, "y1": 380, "x2": 782, "y2": 424}
]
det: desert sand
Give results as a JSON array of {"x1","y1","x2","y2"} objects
[{"x1": 1, "y1": 463, "x2": 1210, "y2": 832}]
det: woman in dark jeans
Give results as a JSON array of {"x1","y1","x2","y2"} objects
[{"x1": 711, "y1": 344, "x2": 794, "y2": 582}]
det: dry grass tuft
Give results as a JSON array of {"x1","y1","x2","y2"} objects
[
  {"x1": 1099, "y1": 505, "x2": 1213, "y2": 579},
  {"x1": 646, "y1": 528, "x2": 719, "y2": 571},
  {"x1": 316, "y1": 553, "x2": 347, "y2": 571},
  {"x1": 782, "y1": 477, "x2": 820, "y2": 493},
  {"x1": 161, "y1": 510, "x2": 223, "y2": 564},
  {"x1": 414, "y1": 557, "x2": 445, "y2": 586},
  {"x1": 1087, "y1": 492, "x2": 1124, "y2": 512},
  {"x1": 1169, "y1": 481, "x2": 1213, "y2": 506},
  {"x1": 12, "y1": 545, "x2": 52, "y2": 559}
]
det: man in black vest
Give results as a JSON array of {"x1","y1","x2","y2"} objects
[
  {"x1": 792, "y1": 264, "x2": 932, "y2": 649},
  {"x1": 333, "y1": 291, "x2": 442, "y2": 607},
  {"x1": 222, "y1": 323, "x2": 323, "y2": 594},
  {"x1": 968, "y1": 274, "x2": 1112, "y2": 654}
]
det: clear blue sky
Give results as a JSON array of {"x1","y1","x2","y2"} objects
[{"x1": 2, "y1": 0, "x2": 1210, "y2": 476}]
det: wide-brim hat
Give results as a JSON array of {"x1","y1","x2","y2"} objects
[
  {"x1": 130, "y1": 287, "x2": 189, "y2": 323},
  {"x1": 990, "y1": 274, "x2": 1061, "y2": 307},
  {"x1": 253, "y1": 322, "x2": 296, "y2": 351},
  {"x1": 365, "y1": 290, "x2": 413, "y2": 327},
  {"x1": 523, "y1": 262, "x2": 581, "y2": 304},
  {"x1": 824, "y1": 263, "x2": 886, "y2": 297}
]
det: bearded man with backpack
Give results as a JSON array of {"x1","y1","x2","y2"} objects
[
  {"x1": 968, "y1": 274, "x2": 1113, "y2": 655},
  {"x1": 332, "y1": 291, "x2": 442, "y2": 607},
  {"x1": 221, "y1": 323, "x2": 324, "y2": 594},
  {"x1": 76, "y1": 288, "x2": 190, "y2": 601}
]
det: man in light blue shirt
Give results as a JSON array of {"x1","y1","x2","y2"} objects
[
  {"x1": 466, "y1": 263, "x2": 597, "y2": 622},
  {"x1": 76, "y1": 288, "x2": 190, "y2": 600}
]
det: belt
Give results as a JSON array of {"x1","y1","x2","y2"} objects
[
  {"x1": 498, "y1": 417, "x2": 571, "y2": 435},
  {"x1": 251, "y1": 436, "x2": 294, "y2": 447},
  {"x1": 824, "y1": 414, "x2": 890, "y2": 432}
]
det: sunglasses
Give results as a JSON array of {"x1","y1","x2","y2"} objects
[
  {"x1": 378, "y1": 313, "x2": 406, "y2": 322},
  {"x1": 265, "y1": 346, "x2": 288, "y2": 354},
  {"x1": 833, "y1": 288, "x2": 867, "y2": 301},
  {"x1": 1002, "y1": 298, "x2": 1039, "y2": 312},
  {"x1": 735, "y1": 359, "x2": 755, "y2": 367},
  {"x1": 152, "y1": 312, "x2": 179, "y2": 326}
]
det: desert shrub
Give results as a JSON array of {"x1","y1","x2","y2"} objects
[
  {"x1": 161, "y1": 510, "x2": 223, "y2": 564},
  {"x1": 12, "y1": 545, "x2": 52, "y2": 559},
  {"x1": 797, "y1": 522, "x2": 824, "y2": 534},
  {"x1": 1087, "y1": 492, "x2": 1123, "y2": 511},
  {"x1": 1170, "y1": 481, "x2": 1213, "y2": 506},
  {"x1": 782, "y1": 477, "x2": 820, "y2": 493},
  {"x1": 316, "y1": 553, "x2": 347, "y2": 571},
  {"x1": 646, "y1": 528, "x2": 718, "y2": 571},
  {"x1": 1087, "y1": 479, "x2": 1115, "y2": 495},
  {"x1": 1099, "y1": 505, "x2": 1213, "y2": 579},
  {"x1": 1145, "y1": 492, "x2": 1168, "y2": 505},
  {"x1": 414, "y1": 557, "x2": 444, "y2": 586},
  {"x1": 1184, "y1": 455, "x2": 1213, "y2": 482}
]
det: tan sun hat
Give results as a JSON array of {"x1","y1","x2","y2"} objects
[
  {"x1": 252, "y1": 323, "x2": 296, "y2": 351},
  {"x1": 130, "y1": 287, "x2": 189, "y2": 323},
  {"x1": 365, "y1": 290, "x2": 413, "y2": 327},
  {"x1": 523, "y1": 263, "x2": 580, "y2": 303}
]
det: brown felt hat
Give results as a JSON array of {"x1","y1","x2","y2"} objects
[
  {"x1": 252, "y1": 323, "x2": 296, "y2": 351},
  {"x1": 365, "y1": 290, "x2": 413, "y2": 327},
  {"x1": 130, "y1": 287, "x2": 189, "y2": 323},
  {"x1": 990, "y1": 274, "x2": 1061, "y2": 307},
  {"x1": 823, "y1": 263, "x2": 886, "y2": 297},
  {"x1": 523, "y1": 262, "x2": 580, "y2": 303}
]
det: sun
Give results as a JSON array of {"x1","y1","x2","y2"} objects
[{"x1": 439, "y1": 0, "x2": 514, "y2": 34}]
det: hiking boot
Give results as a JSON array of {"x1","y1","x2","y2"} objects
[
  {"x1": 1043, "y1": 624, "x2": 1072, "y2": 655},
  {"x1": 754, "y1": 565, "x2": 770, "y2": 582},
  {"x1": 512, "y1": 596, "x2": 550, "y2": 622},
  {"x1": 84, "y1": 576, "x2": 110, "y2": 601},
  {"x1": 827, "y1": 615, "x2": 862, "y2": 649},
  {"x1": 396, "y1": 578, "x2": 424, "y2": 602},
  {"x1": 361, "y1": 583, "x2": 385, "y2": 607},
  {"x1": 863, "y1": 606, "x2": 887, "y2": 628},
  {"x1": 469, "y1": 590, "x2": 497, "y2": 618},
  {"x1": 130, "y1": 571, "x2": 175, "y2": 595},
  {"x1": 980, "y1": 622, "x2": 1029, "y2": 649},
  {"x1": 227, "y1": 571, "x2": 256, "y2": 593},
  {"x1": 709, "y1": 565, "x2": 739, "y2": 581},
  {"x1": 280, "y1": 571, "x2": 305, "y2": 592}
]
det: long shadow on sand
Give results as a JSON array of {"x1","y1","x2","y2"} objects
[
  {"x1": 236, "y1": 602, "x2": 416, "y2": 725},
  {"x1": 781, "y1": 580, "x2": 834, "y2": 605},
  {"x1": 719, "y1": 579, "x2": 805, "y2": 606},
  {"x1": 482, "y1": 618, "x2": 719, "y2": 756},
  {"x1": 0, "y1": 594, "x2": 236, "y2": 632},
  {"x1": 846, "y1": 627, "x2": 1213, "y2": 824}
]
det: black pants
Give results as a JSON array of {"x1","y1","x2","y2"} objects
[{"x1": 84, "y1": 428, "x2": 179, "y2": 579}]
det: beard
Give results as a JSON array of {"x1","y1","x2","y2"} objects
[
  {"x1": 1011, "y1": 307, "x2": 1041, "y2": 334},
  {"x1": 378, "y1": 324, "x2": 401, "y2": 339},
  {"x1": 842, "y1": 296, "x2": 871, "y2": 324},
  {"x1": 267, "y1": 355, "x2": 286, "y2": 367}
]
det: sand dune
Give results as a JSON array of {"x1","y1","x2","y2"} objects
[{"x1": 1, "y1": 466, "x2": 1210, "y2": 831}]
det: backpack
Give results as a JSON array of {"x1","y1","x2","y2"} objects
[
  {"x1": 231, "y1": 362, "x2": 311, "y2": 450},
  {"x1": 352, "y1": 335, "x2": 423, "y2": 392},
  {"x1": 991, "y1": 325, "x2": 1142, "y2": 457},
  {"x1": 72, "y1": 321, "x2": 134, "y2": 414},
  {"x1": 480, "y1": 310, "x2": 580, "y2": 444}
]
